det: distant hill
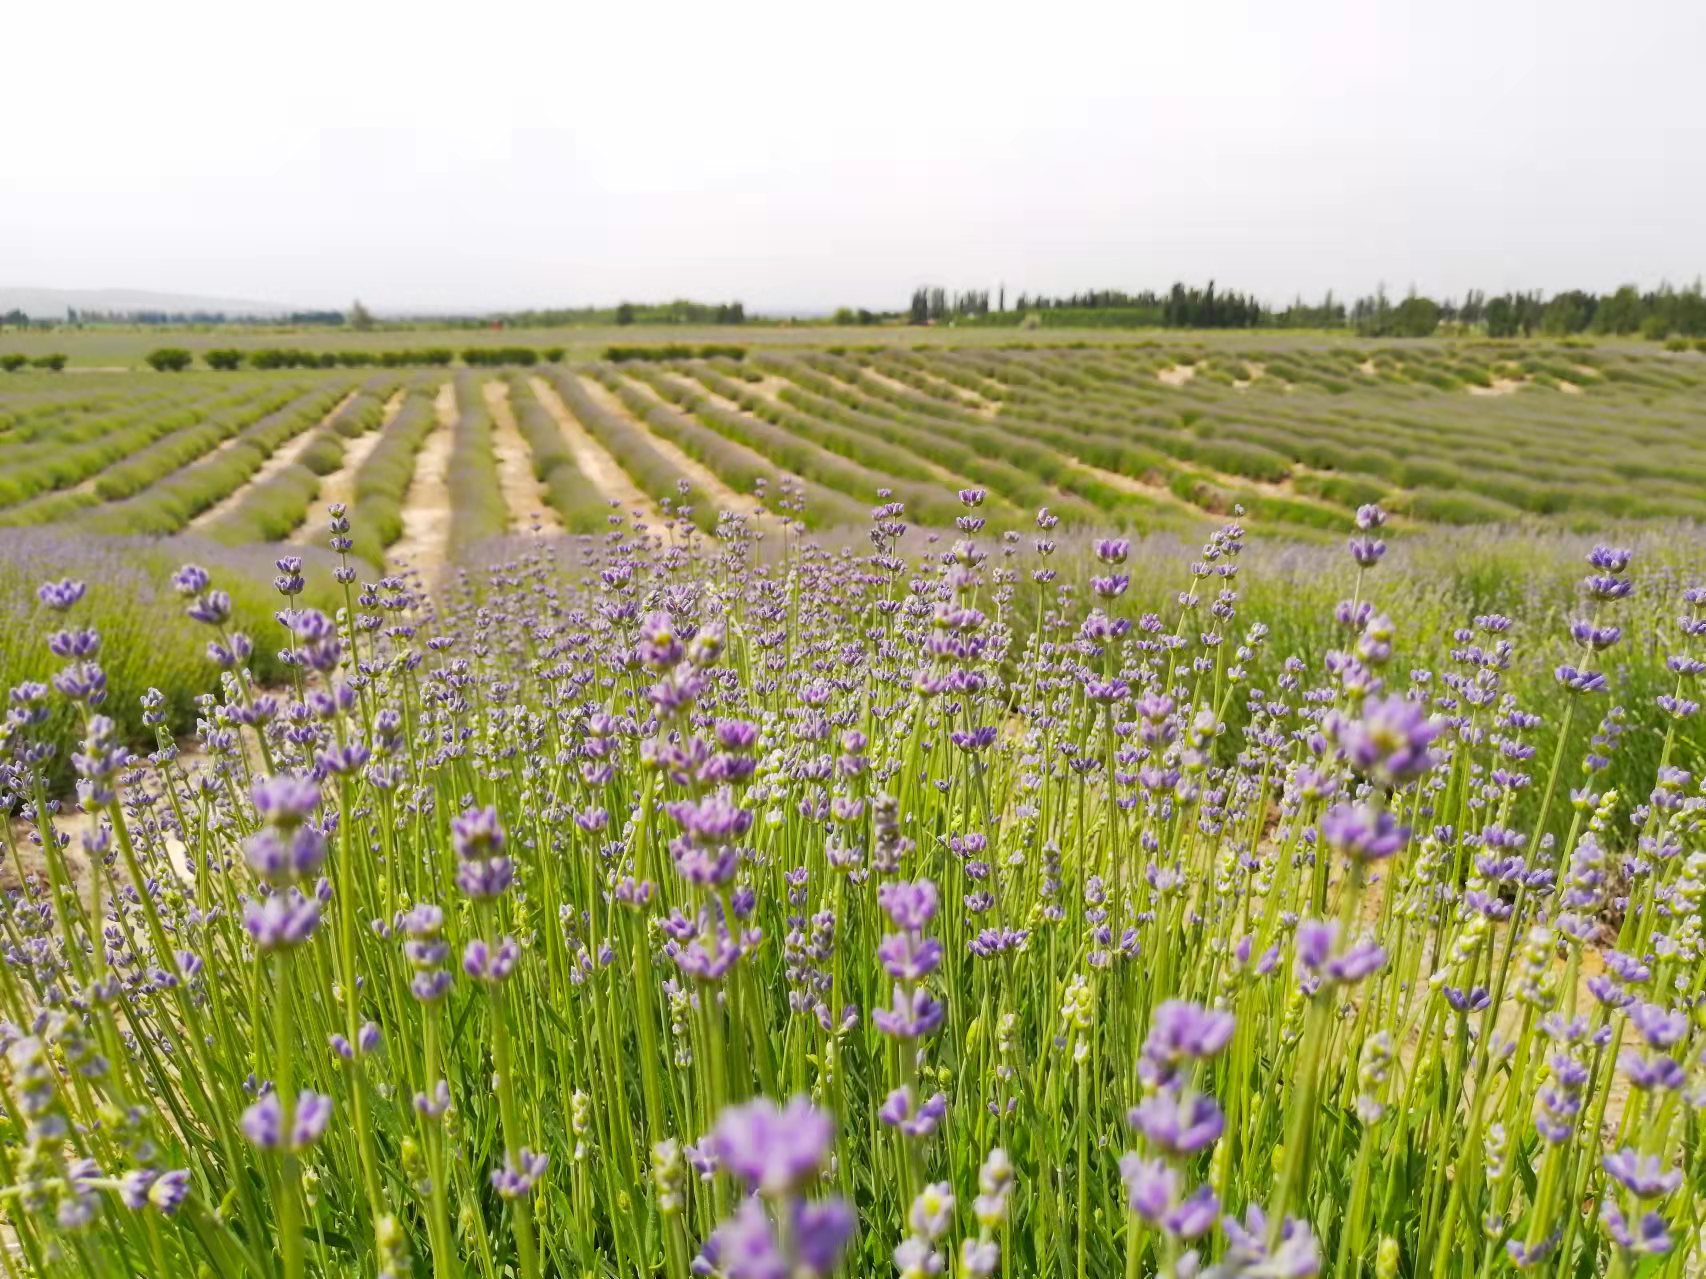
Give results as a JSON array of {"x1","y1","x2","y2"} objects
[{"x1": 0, "y1": 287, "x2": 294, "y2": 320}]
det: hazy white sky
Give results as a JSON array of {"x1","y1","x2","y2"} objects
[{"x1": 6, "y1": 0, "x2": 1702, "y2": 313}]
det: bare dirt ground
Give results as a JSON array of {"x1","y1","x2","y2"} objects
[
  {"x1": 733, "y1": 373, "x2": 793, "y2": 403},
  {"x1": 1468, "y1": 378, "x2": 1525, "y2": 397},
  {"x1": 482, "y1": 379, "x2": 563, "y2": 537},
  {"x1": 4, "y1": 737, "x2": 216, "y2": 897},
  {"x1": 290, "y1": 389, "x2": 405, "y2": 545},
  {"x1": 1156, "y1": 364, "x2": 1198, "y2": 388},
  {"x1": 186, "y1": 390, "x2": 358, "y2": 531},
  {"x1": 388, "y1": 383, "x2": 456, "y2": 582},
  {"x1": 526, "y1": 376, "x2": 661, "y2": 524},
  {"x1": 579, "y1": 375, "x2": 767, "y2": 521},
  {"x1": 1075, "y1": 458, "x2": 1205, "y2": 516}
]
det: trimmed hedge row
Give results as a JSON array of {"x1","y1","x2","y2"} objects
[
  {"x1": 446, "y1": 372, "x2": 511, "y2": 556},
  {"x1": 592, "y1": 367, "x2": 864, "y2": 529},
  {"x1": 603, "y1": 344, "x2": 746, "y2": 363},
  {"x1": 348, "y1": 389, "x2": 442, "y2": 566},
  {"x1": 541, "y1": 369, "x2": 716, "y2": 531},
  {"x1": 74, "y1": 383, "x2": 355, "y2": 536},
  {"x1": 505, "y1": 376, "x2": 612, "y2": 534}
]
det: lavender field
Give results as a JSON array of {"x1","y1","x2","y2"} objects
[{"x1": 0, "y1": 344, "x2": 1703, "y2": 1279}]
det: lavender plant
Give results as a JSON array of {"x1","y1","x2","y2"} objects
[{"x1": 0, "y1": 487, "x2": 1701, "y2": 1279}]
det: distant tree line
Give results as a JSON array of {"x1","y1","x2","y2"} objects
[
  {"x1": 904, "y1": 279, "x2": 1706, "y2": 338},
  {"x1": 69, "y1": 308, "x2": 346, "y2": 326},
  {"x1": 1439, "y1": 284, "x2": 1706, "y2": 339},
  {"x1": 442, "y1": 300, "x2": 747, "y2": 329}
]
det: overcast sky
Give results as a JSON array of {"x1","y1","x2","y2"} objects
[{"x1": 6, "y1": 0, "x2": 1702, "y2": 314}]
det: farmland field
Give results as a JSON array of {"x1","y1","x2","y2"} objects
[{"x1": 2, "y1": 332, "x2": 1705, "y2": 1279}]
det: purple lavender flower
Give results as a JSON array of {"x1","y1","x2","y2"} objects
[
  {"x1": 1599, "y1": 1200, "x2": 1671, "y2": 1255},
  {"x1": 667, "y1": 794, "x2": 754, "y2": 846},
  {"x1": 1319, "y1": 802, "x2": 1406, "y2": 863},
  {"x1": 909, "y1": 1182, "x2": 956, "y2": 1239},
  {"x1": 1619, "y1": 1050, "x2": 1685, "y2": 1092},
  {"x1": 1628, "y1": 1002, "x2": 1688, "y2": 1049},
  {"x1": 1218, "y1": 1206, "x2": 1322, "y2": 1278},
  {"x1": 463, "y1": 937, "x2": 522, "y2": 983},
  {"x1": 244, "y1": 825, "x2": 327, "y2": 885},
  {"x1": 252, "y1": 775, "x2": 320, "y2": 827},
  {"x1": 707, "y1": 1198, "x2": 786, "y2": 1279},
  {"x1": 241, "y1": 1090, "x2": 332, "y2": 1151},
  {"x1": 1348, "y1": 536, "x2": 1385, "y2": 568},
  {"x1": 1333, "y1": 694, "x2": 1439, "y2": 786},
  {"x1": 1128, "y1": 1090, "x2": 1225, "y2": 1155},
  {"x1": 119, "y1": 1168, "x2": 191, "y2": 1215},
  {"x1": 1603, "y1": 1149, "x2": 1682, "y2": 1199},
  {"x1": 451, "y1": 805, "x2": 505, "y2": 859},
  {"x1": 170, "y1": 564, "x2": 210, "y2": 597},
  {"x1": 791, "y1": 1197, "x2": 855, "y2": 1275},
  {"x1": 872, "y1": 985, "x2": 946, "y2": 1039},
  {"x1": 879, "y1": 1086, "x2": 948, "y2": 1138},
  {"x1": 1294, "y1": 919, "x2": 1387, "y2": 989},
  {"x1": 1118, "y1": 1156, "x2": 1217, "y2": 1241},
  {"x1": 242, "y1": 891, "x2": 322, "y2": 951},
  {"x1": 455, "y1": 855, "x2": 516, "y2": 899},
  {"x1": 710, "y1": 1096, "x2": 834, "y2": 1197},
  {"x1": 877, "y1": 930, "x2": 944, "y2": 981},
  {"x1": 37, "y1": 579, "x2": 87, "y2": 612},
  {"x1": 491, "y1": 1148, "x2": 549, "y2": 1199},
  {"x1": 877, "y1": 879, "x2": 939, "y2": 931},
  {"x1": 1138, "y1": 1000, "x2": 1235, "y2": 1088}
]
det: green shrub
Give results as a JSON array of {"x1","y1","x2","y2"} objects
[
  {"x1": 1395, "y1": 456, "x2": 1464, "y2": 489},
  {"x1": 146, "y1": 348, "x2": 195, "y2": 372},
  {"x1": 204, "y1": 349, "x2": 245, "y2": 371},
  {"x1": 1294, "y1": 470, "x2": 1387, "y2": 508},
  {"x1": 1186, "y1": 438, "x2": 1292, "y2": 483},
  {"x1": 30, "y1": 354, "x2": 67, "y2": 372},
  {"x1": 1404, "y1": 488, "x2": 1521, "y2": 524},
  {"x1": 461, "y1": 347, "x2": 540, "y2": 368},
  {"x1": 0, "y1": 355, "x2": 27, "y2": 372}
]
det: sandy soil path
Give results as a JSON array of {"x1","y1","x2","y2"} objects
[
  {"x1": 186, "y1": 390, "x2": 357, "y2": 530},
  {"x1": 482, "y1": 379, "x2": 563, "y2": 537},
  {"x1": 290, "y1": 389, "x2": 405, "y2": 545},
  {"x1": 526, "y1": 376, "x2": 662, "y2": 524},
  {"x1": 582, "y1": 375, "x2": 767, "y2": 521},
  {"x1": 388, "y1": 383, "x2": 456, "y2": 582}
]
